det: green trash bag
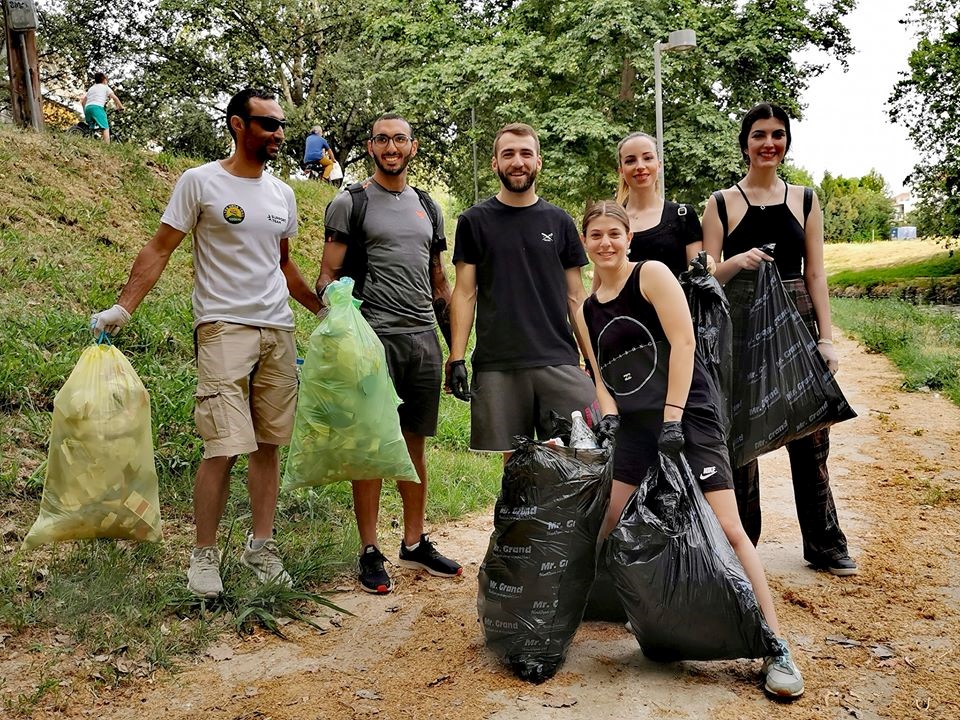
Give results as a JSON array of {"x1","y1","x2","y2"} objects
[{"x1": 283, "y1": 278, "x2": 418, "y2": 489}]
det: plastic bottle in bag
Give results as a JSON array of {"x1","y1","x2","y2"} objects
[{"x1": 569, "y1": 411, "x2": 598, "y2": 449}]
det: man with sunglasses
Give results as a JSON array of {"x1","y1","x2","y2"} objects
[
  {"x1": 315, "y1": 113, "x2": 461, "y2": 595},
  {"x1": 91, "y1": 88, "x2": 321, "y2": 599}
]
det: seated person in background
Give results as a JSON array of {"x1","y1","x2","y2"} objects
[{"x1": 303, "y1": 126, "x2": 334, "y2": 180}]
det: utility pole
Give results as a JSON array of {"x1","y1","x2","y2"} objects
[{"x1": 3, "y1": 0, "x2": 43, "y2": 130}]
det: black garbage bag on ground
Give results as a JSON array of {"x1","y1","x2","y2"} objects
[
  {"x1": 680, "y1": 251, "x2": 733, "y2": 438},
  {"x1": 582, "y1": 541, "x2": 628, "y2": 622},
  {"x1": 726, "y1": 247, "x2": 856, "y2": 467},
  {"x1": 607, "y1": 451, "x2": 778, "y2": 661},
  {"x1": 478, "y1": 438, "x2": 612, "y2": 682}
]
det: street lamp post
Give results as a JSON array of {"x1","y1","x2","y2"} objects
[{"x1": 653, "y1": 29, "x2": 696, "y2": 199}]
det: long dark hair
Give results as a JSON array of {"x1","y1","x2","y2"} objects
[{"x1": 738, "y1": 102, "x2": 792, "y2": 165}]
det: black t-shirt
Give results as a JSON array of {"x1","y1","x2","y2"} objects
[
  {"x1": 582, "y1": 262, "x2": 715, "y2": 415},
  {"x1": 627, "y1": 201, "x2": 702, "y2": 276},
  {"x1": 453, "y1": 197, "x2": 587, "y2": 371}
]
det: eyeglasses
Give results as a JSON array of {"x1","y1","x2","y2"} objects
[
  {"x1": 370, "y1": 133, "x2": 412, "y2": 147},
  {"x1": 246, "y1": 115, "x2": 286, "y2": 132}
]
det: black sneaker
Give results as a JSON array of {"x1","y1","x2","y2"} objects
[
  {"x1": 398, "y1": 534, "x2": 463, "y2": 578},
  {"x1": 358, "y1": 545, "x2": 393, "y2": 594},
  {"x1": 809, "y1": 554, "x2": 859, "y2": 577}
]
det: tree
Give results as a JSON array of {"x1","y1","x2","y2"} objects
[
  {"x1": 818, "y1": 170, "x2": 894, "y2": 242},
  {"x1": 889, "y1": 0, "x2": 960, "y2": 236}
]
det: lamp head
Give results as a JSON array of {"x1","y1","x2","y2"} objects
[{"x1": 666, "y1": 29, "x2": 696, "y2": 52}]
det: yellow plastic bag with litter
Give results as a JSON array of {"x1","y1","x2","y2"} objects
[{"x1": 22, "y1": 340, "x2": 162, "y2": 550}]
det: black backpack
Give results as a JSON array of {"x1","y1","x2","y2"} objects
[{"x1": 339, "y1": 180, "x2": 444, "y2": 297}]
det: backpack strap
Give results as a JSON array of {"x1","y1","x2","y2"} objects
[
  {"x1": 712, "y1": 191, "x2": 729, "y2": 242},
  {"x1": 411, "y1": 186, "x2": 446, "y2": 252},
  {"x1": 342, "y1": 181, "x2": 372, "y2": 293},
  {"x1": 802, "y1": 187, "x2": 813, "y2": 228}
]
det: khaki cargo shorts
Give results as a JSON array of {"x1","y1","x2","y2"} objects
[{"x1": 194, "y1": 321, "x2": 298, "y2": 459}]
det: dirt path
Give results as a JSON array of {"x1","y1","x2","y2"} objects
[{"x1": 19, "y1": 335, "x2": 960, "y2": 719}]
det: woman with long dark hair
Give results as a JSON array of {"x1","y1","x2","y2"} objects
[{"x1": 701, "y1": 102, "x2": 858, "y2": 577}]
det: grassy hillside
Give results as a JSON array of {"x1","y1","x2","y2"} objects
[{"x1": 0, "y1": 127, "x2": 498, "y2": 714}]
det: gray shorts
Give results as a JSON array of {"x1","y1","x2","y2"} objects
[
  {"x1": 469, "y1": 365, "x2": 598, "y2": 451},
  {"x1": 380, "y1": 329, "x2": 442, "y2": 437}
]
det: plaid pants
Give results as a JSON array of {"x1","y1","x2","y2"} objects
[{"x1": 727, "y1": 274, "x2": 850, "y2": 564}]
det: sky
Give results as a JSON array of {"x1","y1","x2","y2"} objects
[{"x1": 791, "y1": 0, "x2": 918, "y2": 195}]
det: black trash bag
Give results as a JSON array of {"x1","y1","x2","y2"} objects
[
  {"x1": 727, "y1": 246, "x2": 856, "y2": 467},
  {"x1": 478, "y1": 438, "x2": 612, "y2": 682},
  {"x1": 680, "y1": 251, "x2": 733, "y2": 438},
  {"x1": 582, "y1": 540, "x2": 628, "y2": 622},
  {"x1": 607, "y1": 452, "x2": 778, "y2": 661}
]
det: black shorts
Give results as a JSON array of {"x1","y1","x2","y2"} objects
[
  {"x1": 613, "y1": 406, "x2": 733, "y2": 493},
  {"x1": 379, "y1": 329, "x2": 442, "y2": 437}
]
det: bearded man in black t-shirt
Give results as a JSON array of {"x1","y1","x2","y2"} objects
[{"x1": 447, "y1": 123, "x2": 597, "y2": 457}]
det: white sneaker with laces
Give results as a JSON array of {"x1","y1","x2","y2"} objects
[
  {"x1": 763, "y1": 638, "x2": 805, "y2": 698},
  {"x1": 187, "y1": 546, "x2": 223, "y2": 598},
  {"x1": 241, "y1": 533, "x2": 293, "y2": 587}
]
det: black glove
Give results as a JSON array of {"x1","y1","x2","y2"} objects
[
  {"x1": 448, "y1": 360, "x2": 471, "y2": 402},
  {"x1": 593, "y1": 414, "x2": 620, "y2": 449},
  {"x1": 658, "y1": 420, "x2": 684, "y2": 456}
]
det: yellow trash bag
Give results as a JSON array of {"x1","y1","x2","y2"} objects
[{"x1": 22, "y1": 338, "x2": 162, "y2": 550}]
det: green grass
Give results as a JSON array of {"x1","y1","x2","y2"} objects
[
  {"x1": 0, "y1": 128, "x2": 501, "y2": 713},
  {"x1": 832, "y1": 297, "x2": 960, "y2": 405},
  {"x1": 828, "y1": 250, "x2": 960, "y2": 288}
]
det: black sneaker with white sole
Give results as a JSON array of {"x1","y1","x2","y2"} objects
[
  {"x1": 398, "y1": 534, "x2": 463, "y2": 578},
  {"x1": 808, "y1": 554, "x2": 859, "y2": 576},
  {"x1": 358, "y1": 544, "x2": 393, "y2": 594}
]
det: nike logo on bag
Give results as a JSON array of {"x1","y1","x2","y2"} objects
[{"x1": 699, "y1": 466, "x2": 717, "y2": 480}]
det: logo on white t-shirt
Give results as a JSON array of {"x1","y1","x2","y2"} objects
[{"x1": 223, "y1": 204, "x2": 245, "y2": 224}]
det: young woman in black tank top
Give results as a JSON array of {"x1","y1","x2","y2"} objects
[
  {"x1": 574, "y1": 200, "x2": 804, "y2": 699},
  {"x1": 701, "y1": 103, "x2": 857, "y2": 581},
  {"x1": 591, "y1": 132, "x2": 713, "y2": 292}
]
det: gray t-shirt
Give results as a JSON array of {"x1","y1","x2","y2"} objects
[{"x1": 325, "y1": 180, "x2": 444, "y2": 335}]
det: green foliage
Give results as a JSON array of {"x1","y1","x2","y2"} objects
[
  {"x1": 37, "y1": 0, "x2": 856, "y2": 211},
  {"x1": 889, "y1": 1, "x2": 960, "y2": 237},
  {"x1": 832, "y1": 297, "x2": 960, "y2": 405},
  {"x1": 819, "y1": 170, "x2": 895, "y2": 242}
]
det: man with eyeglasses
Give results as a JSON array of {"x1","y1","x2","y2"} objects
[
  {"x1": 314, "y1": 113, "x2": 462, "y2": 595},
  {"x1": 91, "y1": 88, "x2": 321, "y2": 599},
  {"x1": 447, "y1": 123, "x2": 596, "y2": 458}
]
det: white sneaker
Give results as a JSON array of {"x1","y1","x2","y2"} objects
[
  {"x1": 187, "y1": 546, "x2": 223, "y2": 598},
  {"x1": 763, "y1": 638, "x2": 805, "y2": 698},
  {"x1": 241, "y1": 533, "x2": 293, "y2": 587}
]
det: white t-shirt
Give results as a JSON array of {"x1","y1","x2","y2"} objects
[
  {"x1": 85, "y1": 83, "x2": 111, "y2": 107},
  {"x1": 161, "y1": 161, "x2": 299, "y2": 330}
]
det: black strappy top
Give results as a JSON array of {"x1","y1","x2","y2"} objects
[{"x1": 713, "y1": 182, "x2": 813, "y2": 280}]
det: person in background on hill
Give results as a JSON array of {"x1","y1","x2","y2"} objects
[
  {"x1": 81, "y1": 72, "x2": 123, "y2": 143},
  {"x1": 447, "y1": 123, "x2": 596, "y2": 460},
  {"x1": 90, "y1": 88, "x2": 321, "y2": 599},
  {"x1": 303, "y1": 125, "x2": 335, "y2": 180},
  {"x1": 701, "y1": 101, "x2": 858, "y2": 577},
  {"x1": 575, "y1": 199, "x2": 805, "y2": 699},
  {"x1": 314, "y1": 113, "x2": 462, "y2": 595}
]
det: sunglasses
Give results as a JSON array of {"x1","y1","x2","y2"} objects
[
  {"x1": 370, "y1": 133, "x2": 412, "y2": 147},
  {"x1": 246, "y1": 115, "x2": 287, "y2": 132}
]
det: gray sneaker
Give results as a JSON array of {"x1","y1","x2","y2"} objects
[
  {"x1": 187, "y1": 546, "x2": 223, "y2": 599},
  {"x1": 241, "y1": 534, "x2": 293, "y2": 587},
  {"x1": 763, "y1": 638, "x2": 805, "y2": 699}
]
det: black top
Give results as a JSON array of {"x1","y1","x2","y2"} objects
[
  {"x1": 717, "y1": 183, "x2": 808, "y2": 280},
  {"x1": 453, "y1": 197, "x2": 587, "y2": 371},
  {"x1": 627, "y1": 201, "x2": 702, "y2": 276},
  {"x1": 582, "y1": 263, "x2": 715, "y2": 415}
]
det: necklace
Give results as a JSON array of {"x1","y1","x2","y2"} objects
[{"x1": 755, "y1": 179, "x2": 783, "y2": 210}]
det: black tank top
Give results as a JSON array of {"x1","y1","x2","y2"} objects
[
  {"x1": 717, "y1": 182, "x2": 807, "y2": 279},
  {"x1": 627, "y1": 201, "x2": 702, "y2": 276},
  {"x1": 582, "y1": 263, "x2": 714, "y2": 415}
]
